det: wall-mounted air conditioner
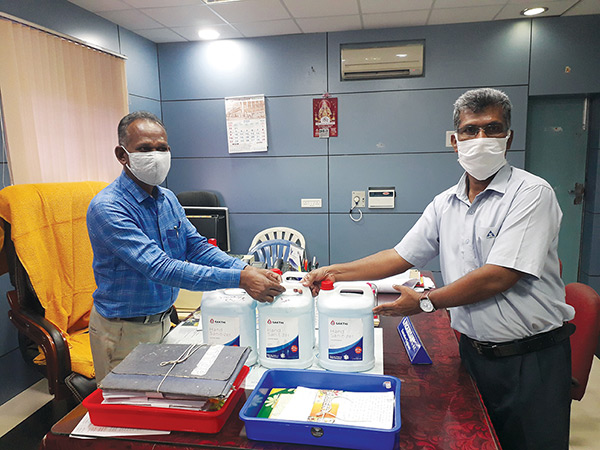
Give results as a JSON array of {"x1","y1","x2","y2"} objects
[{"x1": 341, "y1": 41, "x2": 424, "y2": 81}]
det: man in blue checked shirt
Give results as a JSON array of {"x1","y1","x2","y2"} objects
[{"x1": 87, "y1": 111, "x2": 284, "y2": 382}]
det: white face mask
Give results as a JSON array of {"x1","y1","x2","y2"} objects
[
  {"x1": 121, "y1": 146, "x2": 171, "y2": 186},
  {"x1": 455, "y1": 132, "x2": 511, "y2": 181}
]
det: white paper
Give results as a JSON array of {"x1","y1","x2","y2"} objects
[{"x1": 70, "y1": 413, "x2": 170, "y2": 438}]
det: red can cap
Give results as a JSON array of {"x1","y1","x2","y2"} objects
[
  {"x1": 271, "y1": 268, "x2": 283, "y2": 275},
  {"x1": 208, "y1": 238, "x2": 217, "y2": 246},
  {"x1": 320, "y1": 279, "x2": 334, "y2": 290}
]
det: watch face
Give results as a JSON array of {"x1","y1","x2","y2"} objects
[{"x1": 420, "y1": 298, "x2": 435, "y2": 313}]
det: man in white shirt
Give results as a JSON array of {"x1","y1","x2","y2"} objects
[{"x1": 303, "y1": 88, "x2": 575, "y2": 450}]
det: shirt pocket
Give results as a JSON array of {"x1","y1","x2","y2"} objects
[
  {"x1": 165, "y1": 226, "x2": 185, "y2": 258},
  {"x1": 476, "y1": 225, "x2": 500, "y2": 262}
]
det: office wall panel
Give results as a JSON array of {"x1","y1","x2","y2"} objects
[
  {"x1": 330, "y1": 86, "x2": 529, "y2": 155},
  {"x1": 581, "y1": 211, "x2": 600, "y2": 276},
  {"x1": 0, "y1": 0, "x2": 120, "y2": 52},
  {"x1": 230, "y1": 213, "x2": 329, "y2": 264},
  {"x1": 158, "y1": 34, "x2": 328, "y2": 101},
  {"x1": 580, "y1": 273, "x2": 600, "y2": 294},
  {"x1": 587, "y1": 148, "x2": 600, "y2": 214},
  {"x1": 329, "y1": 212, "x2": 440, "y2": 272},
  {"x1": 329, "y1": 151, "x2": 525, "y2": 214},
  {"x1": 163, "y1": 96, "x2": 327, "y2": 158},
  {"x1": 530, "y1": 16, "x2": 600, "y2": 96},
  {"x1": 167, "y1": 156, "x2": 328, "y2": 213},
  {"x1": 327, "y1": 20, "x2": 530, "y2": 94},
  {"x1": 120, "y1": 29, "x2": 160, "y2": 101},
  {"x1": 129, "y1": 95, "x2": 161, "y2": 119}
]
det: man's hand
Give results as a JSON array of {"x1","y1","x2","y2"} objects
[
  {"x1": 302, "y1": 267, "x2": 336, "y2": 297},
  {"x1": 372, "y1": 284, "x2": 422, "y2": 316},
  {"x1": 239, "y1": 266, "x2": 285, "y2": 303}
]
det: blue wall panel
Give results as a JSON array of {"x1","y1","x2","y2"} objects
[
  {"x1": 129, "y1": 95, "x2": 161, "y2": 118},
  {"x1": 530, "y1": 16, "x2": 600, "y2": 96},
  {"x1": 330, "y1": 86, "x2": 529, "y2": 156},
  {"x1": 328, "y1": 20, "x2": 530, "y2": 93},
  {"x1": 329, "y1": 212, "x2": 440, "y2": 273},
  {"x1": 167, "y1": 156, "x2": 328, "y2": 213},
  {"x1": 230, "y1": 213, "x2": 329, "y2": 264},
  {"x1": 120, "y1": 29, "x2": 160, "y2": 101},
  {"x1": 158, "y1": 34, "x2": 328, "y2": 100},
  {"x1": 0, "y1": 0, "x2": 120, "y2": 52},
  {"x1": 163, "y1": 96, "x2": 327, "y2": 158}
]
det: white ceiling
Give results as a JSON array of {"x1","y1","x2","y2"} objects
[{"x1": 68, "y1": 0, "x2": 600, "y2": 43}]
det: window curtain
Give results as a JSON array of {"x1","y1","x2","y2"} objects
[{"x1": 0, "y1": 16, "x2": 128, "y2": 184}]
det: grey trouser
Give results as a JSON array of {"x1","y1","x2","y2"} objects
[{"x1": 89, "y1": 304, "x2": 171, "y2": 383}]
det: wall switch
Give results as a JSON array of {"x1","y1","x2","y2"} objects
[
  {"x1": 351, "y1": 191, "x2": 365, "y2": 208},
  {"x1": 301, "y1": 198, "x2": 322, "y2": 208},
  {"x1": 445, "y1": 130, "x2": 454, "y2": 147}
]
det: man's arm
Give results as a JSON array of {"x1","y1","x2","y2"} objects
[
  {"x1": 373, "y1": 263, "x2": 523, "y2": 316},
  {"x1": 302, "y1": 249, "x2": 413, "y2": 296}
]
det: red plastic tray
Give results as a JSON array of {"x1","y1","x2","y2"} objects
[{"x1": 83, "y1": 365, "x2": 249, "y2": 433}]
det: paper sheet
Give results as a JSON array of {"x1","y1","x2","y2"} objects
[{"x1": 70, "y1": 413, "x2": 170, "y2": 439}]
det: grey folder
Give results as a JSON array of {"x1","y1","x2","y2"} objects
[{"x1": 99, "y1": 343, "x2": 250, "y2": 400}]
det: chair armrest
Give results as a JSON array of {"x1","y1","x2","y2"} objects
[{"x1": 7, "y1": 290, "x2": 72, "y2": 396}]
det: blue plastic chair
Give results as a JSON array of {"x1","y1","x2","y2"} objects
[{"x1": 248, "y1": 239, "x2": 305, "y2": 269}]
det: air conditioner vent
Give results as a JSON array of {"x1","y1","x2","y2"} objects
[{"x1": 341, "y1": 42, "x2": 424, "y2": 81}]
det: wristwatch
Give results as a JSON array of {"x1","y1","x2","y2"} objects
[{"x1": 419, "y1": 291, "x2": 436, "y2": 313}]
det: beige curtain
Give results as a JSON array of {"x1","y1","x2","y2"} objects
[{"x1": 0, "y1": 16, "x2": 128, "y2": 184}]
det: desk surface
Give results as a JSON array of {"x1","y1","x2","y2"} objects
[{"x1": 41, "y1": 294, "x2": 500, "y2": 450}]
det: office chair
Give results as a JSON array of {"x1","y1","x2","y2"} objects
[
  {"x1": 248, "y1": 239, "x2": 305, "y2": 270},
  {"x1": 176, "y1": 190, "x2": 220, "y2": 207},
  {"x1": 565, "y1": 282, "x2": 600, "y2": 400},
  {"x1": 0, "y1": 181, "x2": 107, "y2": 402},
  {"x1": 249, "y1": 226, "x2": 306, "y2": 252}
]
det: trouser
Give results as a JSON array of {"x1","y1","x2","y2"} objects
[
  {"x1": 89, "y1": 305, "x2": 171, "y2": 383},
  {"x1": 459, "y1": 334, "x2": 572, "y2": 450}
]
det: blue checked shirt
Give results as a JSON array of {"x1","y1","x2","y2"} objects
[{"x1": 87, "y1": 171, "x2": 246, "y2": 319}]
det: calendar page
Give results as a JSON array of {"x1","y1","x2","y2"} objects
[{"x1": 225, "y1": 95, "x2": 268, "y2": 153}]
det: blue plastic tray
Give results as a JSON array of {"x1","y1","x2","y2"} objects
[{"x1": 239, "y1": 369, "x2": 401, "y2": 450}]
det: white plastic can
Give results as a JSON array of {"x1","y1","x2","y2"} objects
[
  {"x1": 317, "y1": 280, "x2": 375, "y2": 372},
  {"x1": 257, "y1": 281, "x2": 315, "y2": 369},
  {"x1": 201, "y1": 288, "x2": 257, "y2": 365}
]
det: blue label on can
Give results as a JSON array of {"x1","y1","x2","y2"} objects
[
  {"x1": 328, "y1": 337, "x2": 364, "y2": 361},
  {"x1": 225, "y1": 335, "x2": 240, "y2": 346},
  {"x1": 266, "y1": 336, "x2": 300, "y2": 359}
]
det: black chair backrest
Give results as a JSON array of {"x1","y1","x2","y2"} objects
[{"x1": 176, "y1": 191, "x2": 220, "y2": 207}]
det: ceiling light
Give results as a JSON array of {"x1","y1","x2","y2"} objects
[
  {"x1": 521, "y1": 7, "x2": 548, "y2": 16},
  {"x1": 198, "y1": 29, "x2": 220, "y2": 40}
]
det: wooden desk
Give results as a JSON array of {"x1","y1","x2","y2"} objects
[{"x1": 41, "y1": 294, "x2": 500, "y2": 450}]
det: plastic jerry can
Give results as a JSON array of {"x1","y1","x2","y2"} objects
[
  {"x1": 201, "y1": 288, "x2": 257, "y2": 365},
  {"x1": 257, "y1": 281, "x2": 315, "y2": 369},
  {"x1": 317, "y1": 280, "x2": 375, "y2": 372},
  {"x1": 282, "y1": 271, "x2": 318, "y2": 328}
]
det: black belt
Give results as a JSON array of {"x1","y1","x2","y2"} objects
[
  {"x1": 119, "y1": 306, "x2": 173, "y2": 324},
  {"x1": 467, "y1": 322, "x2": 575, "y2": 358}
]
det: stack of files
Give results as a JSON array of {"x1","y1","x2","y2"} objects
[{"x1": 98, "y1": 343, "x2": 250, "y2": 411}]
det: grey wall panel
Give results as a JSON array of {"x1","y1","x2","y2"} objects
[
  {"x1": 163, "y1": 96, "x2": 327, "y2": 158},
  {"x1": 530, "y1": 16, "x2": 600, "y2": 96},
  {"x1": 0, "y1": 275, "x2": 16, "y2": 355},
  {"x1": 129, "y1": 95, "x2": 162, "y2": 119},
  {"x1": 167, "y1": 156, "x2": 328, "y2": 213},
  {"x1": 230, "y1": 213, "x2": 329, "y2": 264},
  {"x1": 581, "y1": 211, "x2": 600, "y2": 276},
  {"x1": 120, "y1": 29, "x2": 160, "y2": 101},
  {"x1": 328, "y1": 20, "x2": 530, "y2": 93},
  {"x1": 586, "y1": 148, "x2": 599, "y2": 214},
  {"x1": 329, "y1": 212, "x2": 440, "y2": 272},
  {"x1": 0, "y1": 0, "x2": 120, "y2": 53},
  {"x1": 330, "y1": 86, "x2": 529, "y2": 155},
  {"x1": 329, "y1": 152, "x2": 463, "y2": 214},
  {"x1": 158, "y1": 34, "x2": 328, "y2": 101}
]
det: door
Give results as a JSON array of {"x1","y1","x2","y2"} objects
[{"x1": 526, "y1": 96, "x2": 589, "y2": 285}]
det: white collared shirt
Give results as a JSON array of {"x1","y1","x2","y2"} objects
[{"x1": 395, "y1": 164, "x2": 575, "y2": 342}]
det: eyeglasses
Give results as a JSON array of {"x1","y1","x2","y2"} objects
[{"x1": 457, "y1": 123, "x2": 507, "y2": 138}]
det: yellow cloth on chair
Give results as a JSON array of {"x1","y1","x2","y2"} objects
[{"x1": 0, "y1": 182, "x2": 107, "y2": 379}]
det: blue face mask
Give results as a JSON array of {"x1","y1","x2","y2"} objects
[{"x1": 121, "y1": 146, "x2": 171, "y2": 186}]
